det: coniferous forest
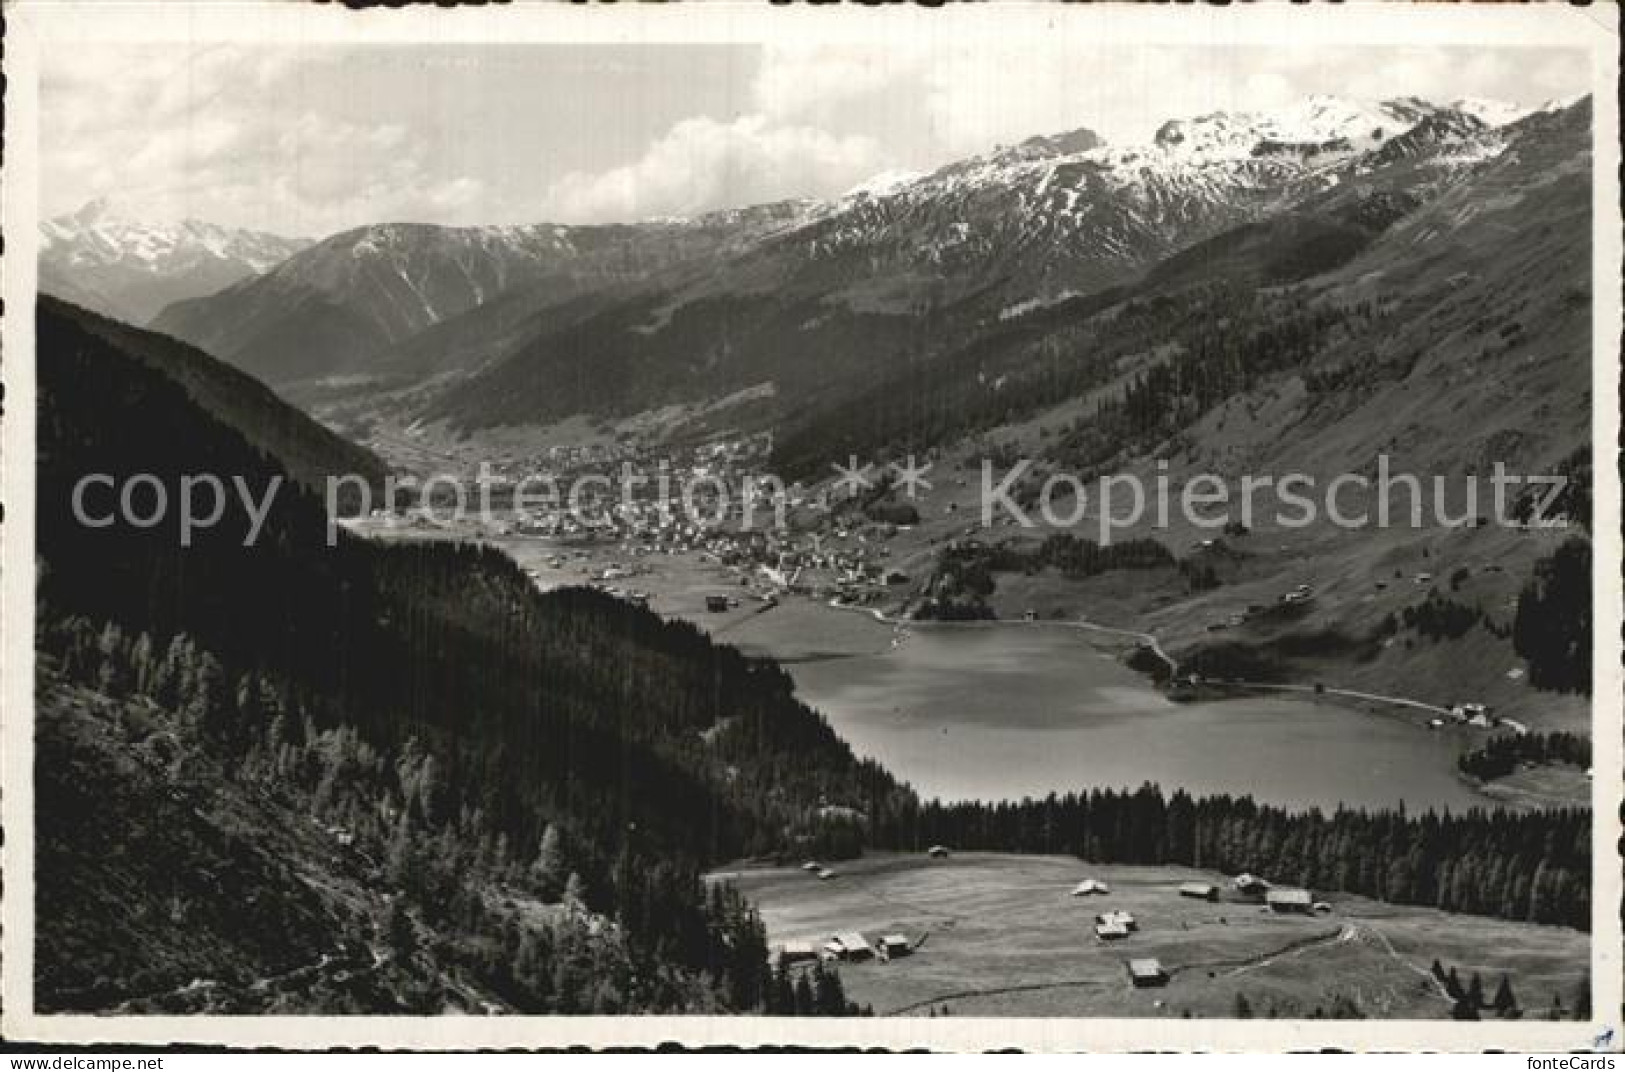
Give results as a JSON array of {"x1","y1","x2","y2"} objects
[
  {"x1": 37, "y1": 299, "x2": 895, "y2": 1012},
  {"x1": 34, "y1": 299, "x2": 1594, "y2": 1015}
]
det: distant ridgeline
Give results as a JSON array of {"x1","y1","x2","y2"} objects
[{"x1": 34, "y1": 301, "x2": 1593, "y2": 1009}]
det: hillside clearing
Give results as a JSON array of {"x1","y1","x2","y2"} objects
[{"x1": 712, "y1": 852, "x2": 1589, "y2": 1019}]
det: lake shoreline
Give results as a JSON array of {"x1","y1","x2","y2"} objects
[{"x1": 779, "y1": 598, "x2": 1502, "y2": 813}]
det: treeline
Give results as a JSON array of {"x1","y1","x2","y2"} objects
[
  {"x1": 1513, "y1": 446, "x2": 1590, "y2": 530},
  {"x1": 1512, "y1": 538, "x2": 1592, "y2": 694},
  {"x1": 889, "y1": 787, "x2": 1590, "y2": 929},
  {"x1": 1045, "y1": 290, "x2": 1360, "y2": 481},
  {"x1": 1431, "y1": 962, "x2": 1524, "y2": 1021},
  {"x1": 770, "y1": 283, "x2": 1207, "y2": 481},
  {"x1": 773, "y1": 282, "x2": 1363, "y2": 486},
  {"x1": 914, "y1": 535, "x2": 1176, "y2": 619},
  {"x1": 1114, "y1": 294, "x2": 1345, "y2": 440},
  {"x1": 1391, "y1": 591, "x2": 1498, "y2": 643},
  {"x1": 37, "y1": 301, "x2": 895, "y2": 1012},
  {"x1": 1458, "y1": 732, "x2": 1592, "y2": 782},
  {"x1": 1428, "y1": 957, "x2": 1590, "y2": 1022},
  {"x1": 765, "y1": 962, "x2": 870, "y2": 1016},
  {"x1": 993, "y1": 533, "x2": 1175, "y2": 577}
]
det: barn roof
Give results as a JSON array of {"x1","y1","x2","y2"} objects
[
  {"x1": 1128, "y1": 958, "x2": 1164, "y2": 976},
  {"x1": 1267, "y1": 888, "x2": 1313, "y2": 904}
]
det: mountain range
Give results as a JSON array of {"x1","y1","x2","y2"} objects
[
  {"x1": 148, "y1": 204, "x2": 814, "y2": 395},
  {"x1": 108, "y1": 94, "x2": 1579, "y2": 443},
  {"x1": 45, "y1": 92, "x2": 1589, "y2": 477},
  {"x1": 39, "y1": 198, "x2": 311, "y2": 325}
]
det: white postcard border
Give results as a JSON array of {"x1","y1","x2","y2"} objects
[{"x1": 2, "y1": 0, "x2": 1619, "y2": 1052}]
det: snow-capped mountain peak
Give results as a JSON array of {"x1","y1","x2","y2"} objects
[
  {"x1": 39, "y1": 200, "x2": 313, "y2": 324},
  {"x1": 844, "y1": 169, "x2": 927, "y2": 200},
  {"x1": 751, "y1": 92, "x2": 1566, "y2": 322},
  {"x1": 41, "y1": 199, "x2": 310, "y2": 274},
  {"x1": 1450, "y1": 97, "x2": 1533, "y2": 128},
  {"x1": 1149, "y1": 96, "x2": 1424, "y2": 164}
]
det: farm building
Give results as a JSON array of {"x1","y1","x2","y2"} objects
[
  {"x1": 1095, "y1": 921, "x2": 1129, "y2": 941},
  {"x1": 1166, "y1": 676, "x2": 1199, "y2": 701},
  {"x1": 1071, "y1": 879, "x2": 1110, "y2": 897},
  {"x1": 1266, "y1": 888, "x2": 1314, "y2": 914},
  {"x1": 828, "y1": 932, "x2": 875, "y2": 961},
  {"x1": 1095, "y1": 910, "x2": 1137, "y2": 932},
  {"x1": 1233, "y1": 873, "x2": 1271, "y2": 896},
  {"x1": 776, "y1": 941, "x2": 818, "y2": 965},
  {"x1": 879, "y1": 935, "x2": 912, "y2": 958},
  {"x1": 928, "y1": 845, "x2": 951, "y2": 859},
  {"x1": 706, "y1": 595, "x2": 730, "y2": 613},
  {"x1": 1179, "y1": 881, "x2": 1220, "y2": 901},
  {"x1": 801, "y1": 861, "x2": 822, "y2": 872},
  {"x1": 1127, "y1": 958, "x2": 1168, "y2": 988},
  {"x1": 816, "y1": 867, "x2": 837, "y2": 881}
]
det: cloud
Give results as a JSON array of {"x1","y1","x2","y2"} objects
[
  {"x1": 38, "y1": 45, "x2": 495, "y2": 236},
  {"x1": 539, "y1": 114, "x2": 884, "y2": 223},
  {"x1": 37, "y1": 41, "x2": 1594, "y2": 235},
  {"x1": 753, "y1": 45, "x2": 904, "y2": 125}
]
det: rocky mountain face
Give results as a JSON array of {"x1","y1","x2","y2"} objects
[{"x1": 38, "y1": 199, "x2": 310, "y2": 324}]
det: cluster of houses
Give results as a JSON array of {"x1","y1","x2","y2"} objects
[
  {"x1": 1428, "y1": 701, "x2": 1527, "y2": 734},
  {"x1": 1206, "y1": 583, "x2": 1315, "y2": 633},
  {"x1": 773, "y1": 847, "x2": 956, "y2": 970},
  {"x1": 1068, "y1": 873, "x2": 1330, "y2": 988},
  {"x1": 1226, "y1": 873, "x2": 1328, "y2": 913},
  {"x1": 774, "y1": 931, "x2": 913, "y2": 969},
  {"x1": 1440, "y1": 702, "x2": 1493, "y2": 728},
  {"x1": 775, "y1": 850, "x2": 1334, "y2": 993}
]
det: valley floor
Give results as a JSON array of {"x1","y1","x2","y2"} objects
[
  {"x1": 353, "y1": 517, "x2": 1591, "y2": 810},
  {"x1": 712, "y1": 852, "x2": 1591, "y2": 1020}
]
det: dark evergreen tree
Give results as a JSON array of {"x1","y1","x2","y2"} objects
[{"x1": 1493, "y1": 975, "x2": 1517, "y2": 1015}]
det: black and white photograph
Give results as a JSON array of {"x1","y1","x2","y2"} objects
[{"x1": 1, "y1": 1, "x2": 1620, "y2": 1054}]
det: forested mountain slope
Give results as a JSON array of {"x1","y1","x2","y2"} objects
[
  {"x1": 42, "y1": 297, "x2": 388, "y2": 497},
  {"x1": 35, "y1": 298, "x2": 899, "y2": 1012}
]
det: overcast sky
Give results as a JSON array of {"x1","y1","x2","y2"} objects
[{"x1": 40, "y1": 42, "x2": 1589, "y2": 238}]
